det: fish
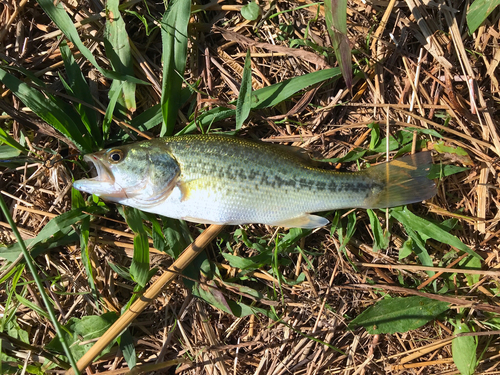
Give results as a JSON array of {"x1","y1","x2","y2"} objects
[{"x1": 73, "y1": 134, "x2": 436, "y2": 229}]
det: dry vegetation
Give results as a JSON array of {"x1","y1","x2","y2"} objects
[{"x1": 1, "y1": 0, "x2": 500, "y2": 374}]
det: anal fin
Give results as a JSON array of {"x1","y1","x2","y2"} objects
[
  {"x1": 269, "y1": 214, "x2": 329, "y2": 229},
  {"x1": 181, "y1": 216, "x2": 223, "y2": 225}
]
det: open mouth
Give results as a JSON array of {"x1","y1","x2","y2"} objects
[
  {"x1": 83, "y1": 155, "x2": 114, "y2": 183},
  {"x1": 73, "y1": 154, "x2": 120, "y2": 197},
  {"x1": 86, "y1": 156, "x2": 98, "y2": 178}
]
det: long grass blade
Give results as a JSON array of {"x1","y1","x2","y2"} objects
[
  {"x1": 180, "y1": 67, "x2": 341, "y2": 134},
  {"x1": 105, "y1": 0, "x2": 137, "y2": 113},
  {"x1": 235, "y1": 50, "x2": 253, "y2": 130},
  {"x1": 123, "y1": 207, "x2": 150, "y2": 288},
  {"x1": 324, "y1": 0, "x2": 352, "y2": 90},
  {"x1": 71, "y1": 189, "x2": 98, "y2": 303},
  {"x1": 391, "y1": 207, "x2": 482, "y2": 260},
  {"x1": 2, "y1": 207, "x2": 103, "y2": 262},
  {"x1": 0, "y1": 128, "x2": 28, "y2": 152},
  {"x1": 0, "y1": 195, "x2": 79, "y2": 374},
  {"x1": 160, "y1": 0, "x2": 191, "y2": 136},
  {"x1": 36, "y1": 0, "x2": 146, "y2": 84},
  {"x1": 103, "y1": 81, "x2": 124, "y2": 140},
  {"x1": 59, "y1": 41, "x2": 101, "y2": 146},
  {"x1": 467, "y1": 0, "x2": 500, "y2": 34},
  {"x1": 0, "y1": 68, "x2": 96, "y2": 152}
]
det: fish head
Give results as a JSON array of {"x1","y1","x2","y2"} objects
[{"x1": 73, "y1": 142, "x2": 180, "y2": 207}]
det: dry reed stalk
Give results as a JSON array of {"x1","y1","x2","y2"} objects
[{"x1": 404, "y1": 0, "x2": 453, "y2": 69}]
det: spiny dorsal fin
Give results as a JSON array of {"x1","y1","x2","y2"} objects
[{"x1": 270, "y1": 144, "x2": 319, "y2": 166}]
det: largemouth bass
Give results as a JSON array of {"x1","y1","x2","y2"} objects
[{"x1": 73, "y1": 135, "x2": 436, "y2": 228}]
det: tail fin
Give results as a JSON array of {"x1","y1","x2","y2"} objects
[{"x1": 364, "y1": 152, "x2": 436, "y2": 208}]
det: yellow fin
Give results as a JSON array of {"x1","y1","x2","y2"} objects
[
  {"x1": 364, "y1": 152, "x2": 436, "y2": 208},
  {"x1": 182, "y1": 216, "x2": 221, "y2": 225},
  {"x1": 269, "y1": 214, "x2": 329, "y2": 229}
]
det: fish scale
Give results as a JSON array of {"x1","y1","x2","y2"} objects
[
  {"x1": 167, "y1": 136, "x2": 379, "y2": 216},
  {"x1": 73, "y1": 134, "x2": 436, "y2": 229}
]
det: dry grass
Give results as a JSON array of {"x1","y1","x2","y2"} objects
[{"x1": 1, "y1": 0, "x2": 500, "y2": 374}]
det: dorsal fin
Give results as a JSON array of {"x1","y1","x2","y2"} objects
[{"x1": 270, "y1": 144, "x2": 318, "y2": 165}]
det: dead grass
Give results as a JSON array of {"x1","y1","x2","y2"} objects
[{"x1": 1, "y1": 0, "x2": 500, "y2": 374}]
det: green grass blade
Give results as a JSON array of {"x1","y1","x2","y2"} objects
[
  {"x1": 179, "y1": 108, "x2": 238, "y2": 135},
  {"x1": 367, "y1": 209, "x2": 390, "y2": 252},
  {"x1": 1, "y1": 206, "x2": 103, "y2": 262},
  {"x1": 324, "y1": 0, "x2": 352, "y2": 90},
  {"x1": 145, "y1": 214, "x2": 189, "y2": 258},
  {"x1": 130, "y1": 104, "x2": 163, "y2": 132},
  {"x1": 160, "y1": 0, "x2": 191, "y2": 136},
  {"x1": 348, "y1": 296, "x2": 450, "y2": 334},
  {"x1": 36, "y1": 0, "x2": 147, "y2": 85},
  {"x1": 235, "y1": 50, "x2": 253, "y2": 130},
  {"x1": 338, "y1": 211, "x2": 357, "y2": 254},
  {"x1": 459, "y1": 255, "x2": 482, "y2": 286},
  {"x1": 36, "y1": 0, "x2": 100, "y2": 70},
  {"x1": 105, "y1": 0, "x2": 137, "y2": 113},
  {"x1": 0, "y1": 262, "x2": 24, "y2": 285},
  {"x1": 399, "y1": 238, "x2": 413, "y2": 260},
  {"x1": 1, "y1": 232, "x2": 80, "y2": 262},
  {"x1": 15, "y1": 293, "x2": 50, "y2": 319},
  {"x1": 0, "y1": 128, "x2": 28, "y2": 153},
  {"x1": 79, "y1": 217, "x2": 95, "y2": 294},
  {"x1": 46, "y1": 313, "x2": 118, "y2": 362},
  {"x1": 0, "y1": 68, "x2": 95, "y2": 152},
  {"x1": 181, "y1": 68, "x2": 341, "y2": 134},
  {"x1": 0, "y1": 195, "x2": 79, "y2": 374},
  {"x1": 71, "y1": 189, "x2": 99, "y2": 303},
  {"x1": 399, "y1": 221, "x2": 434, "y2": 276},
  {"x1": 118, "y1": 328, "x2": 136, "y2": 369},
  {"x1": 0, "y1": 264, "x2": 25, "y2": 335},
  {"x1": 59, "y1": 41, "x2": 101, "y2": 146},
  {"x1": 124, "y1": 9, "x2": 157, "y2": 36},
  {"x1": 130, "y1": 232, "x2": 150, "y2": 287},
  {"x1": 391, "y1": 207, "x2": 482, "y2": 260},
  {"x1": 252, "y1": 67, "x2": 341, "y2": 109},
  {"x1": 467, "y1": 0, "x2": 500, "y2": 34},
  {"x1": 103, "y1": 81, "x2": 124, "y2": 139},
  {"x1": 0, "y1": 145, "x2": 22, "y2": 166},
  {"x1": 25, "y1": 208, "x2": 93, "y2": 250},
  {"x1": 131, "y1": 104, "x2": 163, "y2": 132},
  {"x1": 123, "y1": 207, "x2": 150, "y2": 288},
  {"x1": 113, "y1": 84, "x2": 193, "y2": 141},
  {"x1": 452, "y1": 321, "x2": 478, "y2": 375}
]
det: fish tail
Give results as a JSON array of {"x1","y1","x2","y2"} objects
[{"x1": 363, "y1": 152, "x2": 436, "y2": 208}]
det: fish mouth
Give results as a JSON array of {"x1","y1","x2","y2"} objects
[
  {"x1": 73, "y1": 154, "x2": 123, "y2": 198},
  {"x1": 83, "y1": 155, "x2": 114, "y2": 183}
]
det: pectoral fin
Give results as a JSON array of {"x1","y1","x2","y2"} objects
[{"x1": 269, "y1": 214, "x2": 329, "y2": 229}]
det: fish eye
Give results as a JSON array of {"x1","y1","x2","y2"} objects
[{"x1": 108, "y1": 149, "x2": 124, "y2": 163}]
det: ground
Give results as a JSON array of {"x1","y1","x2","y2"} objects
[{"x1": 1, "y1": 0, "x2": 500, "y2": 374}]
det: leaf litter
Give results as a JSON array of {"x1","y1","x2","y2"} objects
[{"x1": 1, "y1": 0, "x2": 500, "y2": 374}]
